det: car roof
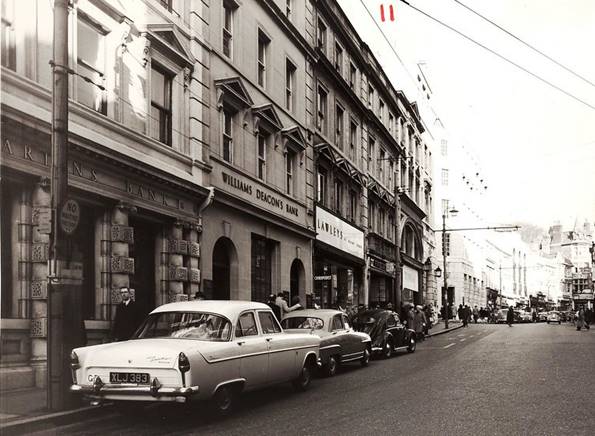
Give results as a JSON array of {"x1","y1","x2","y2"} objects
[
  {"x1": 150, "y1": 300, "x2": 271, "y2": 320},
  {"x1": 283, "y1": 309, "x2": 343, "y2": 319}
]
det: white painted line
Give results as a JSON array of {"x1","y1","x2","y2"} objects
[
  {"x1": 457, "y1": 334, "x2": 465, "y2": 337},
  {"x1": 447, "y1": 337, "x2": 455, "y2": 339},
  {"x1": 443, "y1": 343, "x2": 456, "y2": 349},
  {"x1": 460, "y1": 338, "x2": 466, "y2": 342},
  {"x1": 469, "y1": 335, "x2": 475, "y2": 338}
]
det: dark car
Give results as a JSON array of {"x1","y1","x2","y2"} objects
[{"x1": 352, "y1": 309, "x2": 416, "y2": 358}]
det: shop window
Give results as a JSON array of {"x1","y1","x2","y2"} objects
[
  {"x1": 150, "y1": 64, "x2": 172, "y2": 145},
  {"x1": 1, "y1": 0, "x2": 16, "y2": 71},
  {"x1": 77, "y1": 18, "x2": 107, "y2": 114}
]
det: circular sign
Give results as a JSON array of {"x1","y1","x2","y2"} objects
[{"x1": 60, "y1": 199, "x2": 80, "y2": 235}]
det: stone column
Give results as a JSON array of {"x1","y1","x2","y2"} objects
[
  {"x1": 184, "y1": 222, "x2": 201, "y2": 298},
  {"x1": 30, "y1": 177, "x2": 50, "y2": 388},
  {"x1": 108, "y1": 202, "x2": 135, "y2": 320},
  {"x1": 167, "y1": 221, "x2": 188, "y2": 302}
]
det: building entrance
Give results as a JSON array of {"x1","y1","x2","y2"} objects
[
  {"x1": 212, "y1": 238, "x2": 232, "y2": 300},
  {"x1": 129, "y1": 217, "x2": 157, "y2": 319}
]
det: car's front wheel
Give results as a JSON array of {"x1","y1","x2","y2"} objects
[
  {"x1": 211, "y1": 385, "x2": 236, "y2": 416},
  {"x1": 407, "y1": 336, "x2": 416, "y2": 353},
  {"x1": 383, "y1": 339, "x2": 393, "y2": 359},
  {"x1": 361, "y1": 347, "x2": 371, "y2": 367},
  {"x1": 292, "y1": 361, "x2": 312, "y2": 391},
  {"x1": 324, "y1": 355, "x2": 338, "y2": 377}
]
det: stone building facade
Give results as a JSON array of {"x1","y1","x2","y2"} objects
[{"x1": 1, "y1": 0, "x2": 209, "y2": 404}]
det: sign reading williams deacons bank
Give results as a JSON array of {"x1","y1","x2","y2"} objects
[{"x1": 315, "y1": 206, "x2": 364, "y2": 259}]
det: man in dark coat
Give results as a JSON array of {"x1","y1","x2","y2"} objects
[
  {"x1": 506, "y1": 305, "x2": 514, "y2": 327},
  {"x1": 112, "y1": 287, "x2": 142, "y2": 341}
]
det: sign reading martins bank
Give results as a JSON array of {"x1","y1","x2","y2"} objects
[{"x1": 316, "y1": 206, "x2": 364, "y2": 259}]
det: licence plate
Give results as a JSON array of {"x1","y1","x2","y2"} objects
[{"x1": 109, "y1": 372, "x2": 150, "y2": 384}]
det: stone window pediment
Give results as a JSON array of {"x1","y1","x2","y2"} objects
[
  {"x1": 144, "y1": 24, "x2": 195, "y2": 69},
  {"x1": 282, "y1": 126, "x2": 306, "y2": 153},
  {"x1": 215, "y1": 77, "x2": 254, "y2": 112},
  {"x1": 252, "y1": 104, "x2": 283, "y2": 135}
]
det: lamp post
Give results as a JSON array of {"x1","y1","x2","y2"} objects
[{"x1": 441, "y1": 204, "x2": 458, "y2": 329}]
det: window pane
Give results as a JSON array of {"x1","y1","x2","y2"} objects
[
  {"x1": 259, "y1": 311, "x2": 281, "y2": 334},
  {"x1": 150, "y1": 105, "x2": 162, "y2": 141},
  {"x1": 78, "y1": 20, "x2": 103, "y2": 70},
  {"x1": 151, "y1": 68, "x2": 166, "y2": 107},
  {"x1": 237, "y1": 312, "x2": 258, "y2": 337}
]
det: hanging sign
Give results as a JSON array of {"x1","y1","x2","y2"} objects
[{"x1": 60, "y1": 199, "x2": 80, "y2": 235}]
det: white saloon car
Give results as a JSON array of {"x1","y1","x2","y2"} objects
[{"x1": 70, "y1": 301, "x2": 320, "y2": 414}]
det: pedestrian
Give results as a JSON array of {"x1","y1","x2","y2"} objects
[
  {"x1": 473, "y1": 305, "x2": 479, "y2": 324},
  {"x1": 576, "y1": 306, "x2": 586, "y2": 331},
  {"x1": 585, "y1": 307, "x2": 593, "y2": 329},
  {"x1": 112, "y1": 287, "x2": 142, "y2": 341},
  {"x1": 457, "y1": 304, "x2": 464, "y2": 324},
  {"x1": 267, "y1": 294, "x2": 281, "y2": 322},
  {"x1": 423, "y1": 305, "x2": 433, "y2": 335},
  {"x1": 193, "y1": 291, "x2": 206, "y2": 300},
  {"x1": 506, "y1": 305, "x2": 514, "y2": 327},
  {"x1": 413, "y1": 305, "x2": 426, "y2": 341},
  {"x1": 275, "y1": 292, "x2": 300, "y2": 316}
]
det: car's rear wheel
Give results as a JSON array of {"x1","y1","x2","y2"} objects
[
  {"x1": 324, "y1": 355, "x2": 338, "y2": 377},
  {"x1": 211, "y1": 385, "x2": 236, "y2": 416},
  {"x1": 383, "y1": 339, "x2": 393, "y2": 359},
  {"x1": 360, "y1": 347, "x2": 371, "y2": 367},
  {"x1": 407, "y1": 336, "x2": 416, "y2": 353},
  {"x1": 292, "y1": 360, "x2": 312, "y2": 391}
]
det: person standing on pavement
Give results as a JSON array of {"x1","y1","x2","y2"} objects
[
  {"x1": 112, "y1": 287, "x2": 142, "y2": 341},
  {"x1": 276, "y1": 293, "x2": 300, "y2": 316},
  {"x1": 576, "y1": 306, "x2": 586, "y2": 331},
  {"x1": 473, "y1": 306, "x2": 479, "y2": 324},
  {"x1": 506, "y1": 305, "x2": 514, "y2": 327},
  {"x1": 267, "y1": 294, "x2": 281, "y2": 322},
  {"x1": 413, "y1": 306, "x2": 427, "y2": 341},
  {"x1": 458, "y1": 304, "x2": 464, "y2": 324},
  {"x1": 585, "y1": 307, "x2": 593, "y2": 329}
]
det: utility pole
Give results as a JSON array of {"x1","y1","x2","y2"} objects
[
  {"x1": 48, "y1": 0, "x2": 70, "y2": 411},
  {"x1": 499, "y1": 264, "x2": 502, "y2": 308}
]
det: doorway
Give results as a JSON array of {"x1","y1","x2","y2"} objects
[
  {"x1": 212, "y1": 237, "x2": 232, "y2": 300},
  {"x1": 129, "y1": 217, "x2": 157, "y2": 319}
]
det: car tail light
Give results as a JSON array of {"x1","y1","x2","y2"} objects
[
  {"x1": 70, "y1": 351, "x2": 80, "y2": 384},
  {"x1": 178, "y1": 352, "x2": 190, "y2": 388}
]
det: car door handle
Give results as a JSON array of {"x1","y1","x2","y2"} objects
[
  {"x1": 332, "y1": 331, "x2": 337, "y2": 335},
  {"x1": 237, "y1": 341, "x2": 245, "y2": 346},
  {"x1": 265, "y1": 337, "x2": 272, "y2": 342}
]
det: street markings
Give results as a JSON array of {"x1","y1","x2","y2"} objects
[
  {"x1": 460, "y1": 338, "x2": 466, "y2": 342},
  {"x1": 443, "y1": 343, "x2": 456, "y2": 349}
]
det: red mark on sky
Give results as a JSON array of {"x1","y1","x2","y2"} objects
[{"x1": 380, "y1": 4, "x2": 395, "y2": 22}]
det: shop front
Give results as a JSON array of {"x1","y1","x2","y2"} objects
[{"x1": 313, "y1": 206, "x2": 365, "y2": 308}]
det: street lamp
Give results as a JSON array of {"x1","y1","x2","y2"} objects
[
  {"x1": 441, "y1": 204, "x2": 458, "y2": 329},
  {"x1": 434, "y1": 267, "x2": 442, "y2": 277}
]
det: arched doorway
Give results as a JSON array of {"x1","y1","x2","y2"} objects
[
  {"x1": 212, "y1": 237, "x2": 237, "y2": 300},
  {"x1": 290, "y1": 259, "x2": 305, "y2": 305}
]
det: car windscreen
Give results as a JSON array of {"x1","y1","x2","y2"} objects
[
  {"x1": 134, "y1": 312, "x2": 232, "y2": 341},
  {"x1": 281, "y1": 317, "x2": 324, "y2": 330},
  {"x1": 353, "y1": 315, "x2": 380, "y2": 334}
]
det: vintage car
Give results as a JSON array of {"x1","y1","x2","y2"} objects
[
  {"x1": 546, "y1": 311, "x2": 561, "y2": 324},
  {"x1": 537, "y1": 311, "x2": 549, "y2": 322},
  {"x1": 281, "y1": 309, "x2": 371, "y2": 377},
  {"x1": 518, "y1": 311, "x2": 533, "y2": 323},
  {"x1": 70, "y1": 301, "x2": 320, "y2": 415},
  {"x1": 352, "y1": 309, "x2": 416, "y2": 358}
]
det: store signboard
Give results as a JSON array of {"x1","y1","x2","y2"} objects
[
  {"x1": 403, "y1": 265, "x2": 419, "y2": 293},
  {"x1": 315, "y1": 206, "x2": 364, "y2": 259}
]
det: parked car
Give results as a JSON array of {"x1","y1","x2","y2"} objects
[
  {"x1": 281, "y1": 309, "x2": 371, "y2": 377},
  {"x1": 70, "y1": 301, "x2": 320, "y2": 415},
  {"x1": 537, "y1": 311, "x2": 549, "y2": 322},
  {"x1": 352, "y1": 309, "x2": 416, "y2": 358},
  {"x1": 518, "y1": 311, "x2": 533, "y2": 323},
  {"x1": 547, "y1": 311, "x2": 561, "y2": 324}
]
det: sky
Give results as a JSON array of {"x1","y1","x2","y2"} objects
[{"x1": 337, "y1": 0, "x2": 595, "y2": 228}]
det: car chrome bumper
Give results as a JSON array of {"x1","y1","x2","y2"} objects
[{"x1": 71, "y1": 376, "x2": 199, "y2": 400}]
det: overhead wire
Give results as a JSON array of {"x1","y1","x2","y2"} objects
[
  {"x1": 396, "y1": 0, "x2": 595, "y2": 111},
  {"x1": 451, "y1": 0, "x2": 595, "y2": 90}
]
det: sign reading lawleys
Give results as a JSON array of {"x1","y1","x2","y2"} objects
[{"x1": 315, "y1": 206, "x2": 364, "y2": 259}]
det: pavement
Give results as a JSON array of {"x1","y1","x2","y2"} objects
[{"x1": 4, "y1": 321, "x2": 593, "y2": 435}]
